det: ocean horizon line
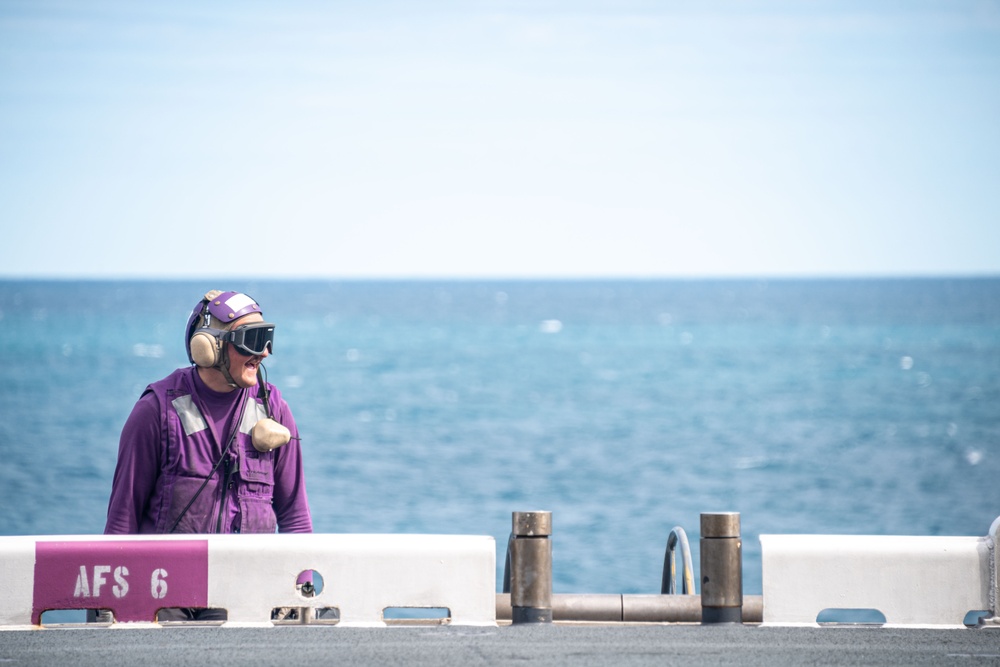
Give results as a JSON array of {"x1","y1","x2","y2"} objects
[{"x1": 2, "y1": 273, "x2": 998, "y2": 284}]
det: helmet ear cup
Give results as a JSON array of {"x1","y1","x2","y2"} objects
[{"x1": 189, "y1": 330, "x2": 223, "y2": 368}]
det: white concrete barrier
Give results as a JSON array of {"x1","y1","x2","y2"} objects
[
  {"x1": 0, "y1": 533, "x2": 496, "y2": 629},
  {"x1": 760, "y1": 533, "x2": 993, "y2": 627}
]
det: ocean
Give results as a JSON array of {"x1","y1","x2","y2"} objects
[{"x1": 1, "y1": 278, "x2": 998, "y2": 596}]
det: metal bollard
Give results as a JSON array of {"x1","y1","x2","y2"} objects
[
  {"x1": 509, "y1": 511, "x2": 553, "y2": 624},
  {"x1": 700, "y1": 512, "x2": 743, "y2": 624}
]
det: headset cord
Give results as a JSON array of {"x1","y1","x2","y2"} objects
[
  {"x1": 257, "y1": 364, "x2": 300, "y2": 442},
  {"x1": 257, "y1": 364, "x2": 273, "y2": 419}
]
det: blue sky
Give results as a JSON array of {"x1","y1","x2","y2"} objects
[{"x1": 2, "y1": 1, "x2": 998, "y2": 279}]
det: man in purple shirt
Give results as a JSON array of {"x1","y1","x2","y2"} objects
[{"x1": 104, "y1": 290, "x2": 312, "y2": 620}]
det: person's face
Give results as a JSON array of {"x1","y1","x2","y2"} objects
[{"x1": 227, "y1": 313, "x2": 270, "y2": 388}]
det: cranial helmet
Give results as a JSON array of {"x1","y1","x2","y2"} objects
[{"x1": 185, "y1": 290, "x2": 264, "y2": 366}]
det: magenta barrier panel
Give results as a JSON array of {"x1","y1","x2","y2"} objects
[{"x1": 33, "y1": 540, "x2": 209, "y2": 623}]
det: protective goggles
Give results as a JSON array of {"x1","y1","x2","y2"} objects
[{"x1": 223, "y1": 322, "x2": 275, "y2": 357}]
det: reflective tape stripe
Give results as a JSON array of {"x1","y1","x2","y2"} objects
[
  {"x1": 171, "y1": 395, "x2": 208, "y2": 436},
  {"x1": 239, "y1": 399, "x2": 268, "y2": 435}
]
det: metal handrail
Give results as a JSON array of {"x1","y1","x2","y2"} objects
[
  {"x1": 508, "y1": 527, "x2": 696, "y2": 595},
  {"x1": 661, "y1": 526, "x2": 696, "y2": 595}
]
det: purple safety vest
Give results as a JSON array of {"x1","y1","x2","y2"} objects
[{"x1": 144, "y1": 367, "x2": 280, "y2": 534}]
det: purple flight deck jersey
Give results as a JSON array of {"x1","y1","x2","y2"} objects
[{"x1": 105, "y1": 366, "x2": 312, "y2": 535}]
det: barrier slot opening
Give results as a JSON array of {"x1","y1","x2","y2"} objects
[
  {"x1": 383, "y1": 607, "x2": 451, "y2": 625},
  {"x1": 964, "y1": 610, "x2": 991, "y2": 627},
  {"x1": 41, "y1": 609, "x2": 109, "y2": 626},
  {"x1": 156, "y1": 608, "x2": 229, "y2": 623},
  {"x1": 816, "y1": 608, "x2": 886, "y2": 625}
]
